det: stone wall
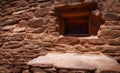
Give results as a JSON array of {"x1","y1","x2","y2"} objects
[
  {"x1": 0, "y1": 0, "x2": 120, "y2": 73},
  {"x1": 98, "y1": 0, "x2": 120, "y2": 63}
]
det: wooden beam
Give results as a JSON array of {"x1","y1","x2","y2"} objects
[
  {"x1": 55, "y1": 2, "x2": 97, "y2": 12},
  {"x1": 61, "y1": 11, "x2": 90, "y2": 18},
  {"x1": 66, "y1": 18, "x2": 88, "y2": 24},
  {"x1": 58, "y1": 8, "x2": 93, "y2": 15}
]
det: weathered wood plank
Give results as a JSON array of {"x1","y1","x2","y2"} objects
[
  {"x1": 66, "y1": 18, "x2": 88, "y2": 24},
  {"x1": 55, "y1": 2, "x2": 97, "y2": 12},
  {"x1": 61, "y1": 11, "x2": 90, "y2": 18}
]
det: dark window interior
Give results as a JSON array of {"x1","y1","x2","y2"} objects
[
  {"x1": 65, "y1": 23, "x2": 89, "y2": 34},
  {"x1": 55, "y1": 2, "x2": 104, "y2": 37},
  {"x1": 64, "y1": 17, "x2": 89, "y2": 35}
]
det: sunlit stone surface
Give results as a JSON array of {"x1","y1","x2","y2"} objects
[{"x1": 28, "y1": 53, "x2": 120, "y2": 72}]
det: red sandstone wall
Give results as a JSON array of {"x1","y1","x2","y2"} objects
[{"x1": 0, "y1": 0, "x2": 120, "y2": 73}]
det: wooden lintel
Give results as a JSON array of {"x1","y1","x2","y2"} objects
[
  {"x1": 66, "y1": 19, "x2": 88, "y2": 24},
  {"x1": 61, "y1": 11, "x2": 90, "y2": 18},
  {"x1": 55, "y1": 2, "x2": 97, "y2": 12}
]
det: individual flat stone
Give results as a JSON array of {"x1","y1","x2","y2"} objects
[
  {"x1": 100, "y1": 25, "x2": 120, "y2": 30},
  {"x1": 102, "y1": 13, "x2": 119, "y2": 21},
  {"x1": 34, "y1": 8, "x2": 49, "y2": 17},
  {"x1": 28, "y1": 53, "x2": 96, "y2": 71},
  {"x1": 27, "y1": 53, "x2": 120, "y2": 72},
  {"x1": 87, "y1": 38, "x2": 106, "y2": 45},
  {"x1": 13, "y1": 27, "x2": 26, "y2": 32},
  {"x1": 28, "y1": 18, "x2": 45, "y2": 28},
  {"x1": 54, "y1": 36, "x2": 80, "y2": 45},
  {"x1": 101, "y1": 46, "x2": 120, "y2": 53},
  {"x1": 40, "y1": 2, "x2": 52, "y2": 8},
  {"x1": 98, "y1": 66, "x2": 120, "y2": 73},
  {"x1": 21, "y1": 12, "x2": 33, "y2": 20},
  {"x1": 0, "y1": 18, "x2": 20, "y2": 26},
  {"x1": 18, "y1": 20, "x2": 28, "y2": 27},
  {"x1": 99, "y1": 29, "x2": 120, "y2": 39},
  {"x1": 108, "y1": 37, "x2": 120, "y2": 45},
  {"x1": 2, "y1": 25, "x2": 16, "y2": 31}
]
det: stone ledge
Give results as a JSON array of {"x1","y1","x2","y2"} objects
[{"x1": 27, "y1": 53, "x2": 120, "y2": 73}]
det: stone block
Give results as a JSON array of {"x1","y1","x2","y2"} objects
[
  {"x1": 51, "y1": 32, "x2": 60, "y2": 37},
  {"x1": 101, "y1": 0, "x2": 120, "y2": 13},
  {"x1": 41, "y1": 42, "x2": 53, "y2": 47},
  {"x1": 88, "y1": 38, "x2": 106, "y2": 45},
  {"x1": 28, "y1": 53, "x2": 120, "y2": 73},
  {"x1": 104, "y1": 21, "x2": 120, "y2": 26},
  {"x1": 44, "y1": 68, "x2": 56, "y2": 73},
  {"x1": 22, "y1": 70, "x2": 29, "y2": 73},
  {"x1": 54, "y1": 46, "x2": 67, "y2": 52},
  {"x1": 2, "y1": 25, "x2": 16, "y2": 31},
  {"x1": 102, "y1": 13, "x2": 119, "y2": 21},
  {"x1": 74, "y1": 45, "x2": 88, "y2": 52},
  {"x1": 10, "y1": 68, "x2": 23, "y2": 73},
  {"x1": 84, "y1": 0, "x2": 98, "y2": 2},
  {"x1": 34, "y1": 8, "x2": 49, "y2": 17},
  {"x1": 0, "y1": 66, "x2": 10, "y2": 73},
  {"x1": 3, "y1": 41, "x2": 23, "y2": 49},
  {"x1": 0, "y1": 16, "x2": 9, "y2": 22},
  {"x1": 99, "y1": 29, "x2": 120, "y2": 39},
  {"x1": 13, "y1": 27, "x2": 26, "y2": 32},
  {"x1": 47, "y1": 26, "x2": 58, "y2": 33},
  {"x1": 93, "y1": 46, "x2": 104, "y2": 51},
  {"x1": 54, "y1": 36, "x2": 80, "y2": 45},
  {"x1": 28, "y1": 18, "x2": 45, "y2": 28},
  {"x1": 40, "y1": 2, "x2": 52, "y2": 8},
  {"x1": 32, "y1": 68, "x2": 46, "y2": 73},
  {"x1": 26, "y1": 33, "x2": 45, "y2": 39},
  {"x1": 21, "y1": 12, "x2": 33, "y2": 20},
  {"x1": 0, "y1": 18, "x2": 20, "y2": 26},
  {"x1": 99, "y1": 66, "x2": 120, "y2": 73},
  {"x1": 101, "y1": 46, "x2": 120, "y2": 53},
  {"x1": 1, "y1": 7, "x2": 15, "y2": 16},
  {"x1": 31, "y1": 28, "x2": 44, "y2": 33},
  {"x1": 108, "y1": 37, "x2": 120, "y2": 45},
  {"x1": 18, "y1": 20, "x2": 28, "y2": 27},
  {"x1": 100, "y1": 25, "x2": 120, "y2": 30},
  {"x1": 59, "y1": 69, "x2": 68, "y2": 73},
  {"x1": 23, "y1": 44, "x2": 40, "y2": 49},
  {"x1": 112, "y1": 6, "x2": 120, "y2": 13},
  {"x1": 4, "y1": 34, "x2": 24, "y2": 41}
]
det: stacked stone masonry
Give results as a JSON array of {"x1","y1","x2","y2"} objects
[{"x1": 0, "y1": 0, "x2": 120, "y2": 73}]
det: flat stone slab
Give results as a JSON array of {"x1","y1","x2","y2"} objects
[
  {"x1": 54, "y1": 36, "x2": 80, "y2": 45},
  {"x1": 27, "y1": 53, "x2": 120, "y2": 71}
]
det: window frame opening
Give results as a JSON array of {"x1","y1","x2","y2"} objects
[{"x1": 55, "y1": 2, "x2": 104, "y2": 37}]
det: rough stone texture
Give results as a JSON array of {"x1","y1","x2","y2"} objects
[
  {"x1": 100, "y1": 25, "x2": 120, "y2": 30},
  {"x1": 0, "y1": 18, "x2": 20, "y2": 26},
  {"x1": 108, "y1": 37, "x2": 120, "y2": 45},
  {"x1": 2, "y1": 25, "x2": 16, "y2": 31},
  {"x1": 28, "y1": 18, "x2": 45, "y2": 28},
  {"x1": 54, "y1": 36, "x2": 80, "y2": 45},
  {"x1": 102, "y1": 13, "x2": 119, "y2": 21},
  {"x1": 21, "y1": 12, "x2": 33, "y2": 20},
  {"x1": 13, "y1": 27, "x2": 26, "y2": 32},
  {"x1": 0, "y1": 0, "x2": 120, "y2": 73},
  {"x1": 34, "y1": 8, "x2": 50, "y2": 17},
  {"x1": 103, "y1": 21, "x2": 120, "y2": 26},
  {"x1": 18, "y1": 20, "x2": 28, "y2": 27},
  {"x1": 87, "y1": 38, "x2": 107, "y2": 45},
  {"x1": 28, "y1": 53, "x2": 120, "y2": 73},
  {"x1": 101, "y1": 0, "x2": 120, "y2": 13},
  {"x1": 99, "y1": 29, "x2": 120, "y2": 39}
]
